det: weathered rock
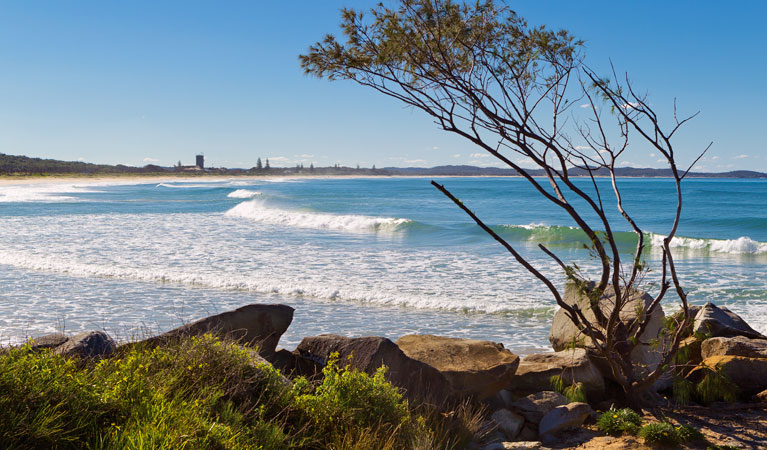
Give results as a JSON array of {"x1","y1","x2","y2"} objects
[
  {"x1": 28, "y1": 333, "x2": 68, "y2": 350},
  {"x1": 396, "y1": 334, "x2": 519, "y2": 399},
  {"x1": 150, "y1": 304, "x2": 294, "y2": 355},
  {"x1": 701, "y1": 336, "x2": 767, "y2": 359},
  {"x1": 508, "y1": 391, "x2": 569, "y2": 424},
  {"x1": 689, "y1": 355, "x2": 767, "y2": 396},
  {"x1": 490, "y1": 409, "x2": 525, "y2": 440},
  {"x1": 53, "y1": 331, "x2": 115, "y2": 359},
  {"x1": 512, "y1": 348, "x2": 605, "y2": 400},
  {"x1": 517, "y1": 425, "x2": 539, "y2": 442},
  {"x1": 500, "y1": 442, "x2": 542, "y2": 450},
  {"x1": 296, "y1": 334, "x2": 450, "y2": 402},
  {"x1": 549, "y1": 282, "x2": 665, "y2": 378},
  {"x1": 265, "y1": 348, "x2": 323, "y2": 379},
  {"x1": 693, "y1": 303, "x2": 766, "y2": 340},
  {"x1": 538, "y1": 402, "x2": 594, "y2": 437}
]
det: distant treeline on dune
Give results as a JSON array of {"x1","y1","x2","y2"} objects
[{"x1": 1, "y1": 153, "x2": 765, "y2": 178}]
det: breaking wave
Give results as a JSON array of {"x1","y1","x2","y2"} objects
[
  {"x1": 225, "y1": 200, "x2": 411, "y2": 232},
  {"x1": 227, "y1": 189, "x2": 261, "y2": 199}
]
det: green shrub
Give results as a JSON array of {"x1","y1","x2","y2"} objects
[
  {"x1": 596, "y1": 408, "x2": 643, "y2": 436},
  {"x1": 696, "y1": 365, "x2": 738, "y2": 404},
  {"x1": 676, "y1": 424, "x2": 704, "y2": 442},
  {"x1": 549, "y1": 375, "x2": 587, "y2": 403},
  {"x1": 638, "y1": 421, "x2": 680, "y2": 445},
  {"x1": 673, "y1": 377, "x2": 695, "y2": 406}
]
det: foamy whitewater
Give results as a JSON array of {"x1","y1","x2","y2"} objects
[{"x1": 1, "y1": 177, "x2": 765, "y2": 351}]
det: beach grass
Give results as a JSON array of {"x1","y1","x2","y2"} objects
[{"x1": 0, "y1": 334, "x2": 481, "y2": 450}]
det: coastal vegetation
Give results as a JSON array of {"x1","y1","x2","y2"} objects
[{"x1": 0, "y1": 334, "x2": 481, "y2": 450}]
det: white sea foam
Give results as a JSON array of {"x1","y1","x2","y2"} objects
[
  {"x1": 0, "y1": 184, "x2": 98, "y2": 202},
  {"x1": 225, "y1": 200, "x2": 411, "y2": 232},
  {"x1": 227, "y1": 189, "x2": 261, "y2": 199},
  {"x1": 650, "y1": 233, "x2": 767, "y2": 254},
  {"x1": 156, "y1": 182, "x2": 223, "y2": 189}
]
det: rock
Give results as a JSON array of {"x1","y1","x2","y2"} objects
[
  {"x1": 28, "y1": 333, "x2": 68, "y2": 350},
  {"x1": 755, "y1": 389, "x2": 767, "y2": 403},
  {"x1": 508, "y1": 391, "x2": 569, "y2": 424},
  {"x1": 517, "y1": 425, "x2": 538, "y2": 441},
  {"x1": 538, "y1": 402, "x2": 594, "y2": 437},
  {"x1": 53, "y1": 331, "x2": 115, "y2": 359},
  {"x1": 490, "y1": 409, "x2": 525, "y2": 440},
  {"x1": 512, "y1": 348, "x2": 605, "y2": 400},
  {"x1": 150, "y1": 304, "x2": 294, "y2": 356},
  {"x1": 396, "y1": 334, "x2": 519, "y2": 399},
  {"x1": 549, "y1": 282, "x2": 665, "y2": 378},
  {"x1": 690, "y1": 356, "x2": 767, "y2": 396},
  {"x1": 693, "y1": 303, "x2": 766, "y2": 339},
  {"x1": 296, "y1": 334, "x2": 450, "y2": 402},
  {"x1": 500, "y1": 442, "x2": 542, "y2": 450},
  {"x1": 701, "y1": 336, "x2": 767, "y2": 359},
  {"x1": 265, "y1": 348, "x2": 323, "y2": 379}
]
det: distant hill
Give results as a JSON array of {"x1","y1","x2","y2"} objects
[{"x1": 1, "y1": 153, "x2": 764, "y2": 178}]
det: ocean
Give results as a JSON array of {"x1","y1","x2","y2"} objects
[{"x1": 1, "y1": 176, "x2": 765, "y2": 354}]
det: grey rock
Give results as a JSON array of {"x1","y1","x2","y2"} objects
[
  {"x1": 29, "y1": 333, "x2": 68, "y2": 350},
  {"x1": 53, "y1": 331, "x2": 115, "y2": 359},
  {"x1": 538, "y1": 402, "x2": 594, "y2": 437},
  {"x1": 549, "y1": 282, "x2": 665, "y2": 379},
  {"x1": 694, "y1": 304, "x2": 766, "y2": 339},
  {"x1": 150, "y1": 304, "x2": 294, "y2": 355},
  {"x1": 508, "y1": 391, "x2": 568, "y2": 424},
  {"x1": 296, "y1": 334, "x2": 450, "y2": 402},
  {"x1": 701, "y1": 336, "x2": 767, "y2": 359},
  {"x1": 513, "y1": 348, "x2": 605, "y2": 400},
  {"x1": 491, "y1": 409, "x2": 525, "y2": 440}
]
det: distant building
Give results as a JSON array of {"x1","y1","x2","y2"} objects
[{"x1": 196, "y1": 154, "x2": 205, "y2": 169}]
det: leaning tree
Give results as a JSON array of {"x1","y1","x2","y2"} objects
[{"x1": 301, "y1": 0, "x2": 709, "y2": 406}]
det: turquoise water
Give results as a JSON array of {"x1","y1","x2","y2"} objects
[{"x1": 1, "y1": 177, "x2": 765, "y2": 353}]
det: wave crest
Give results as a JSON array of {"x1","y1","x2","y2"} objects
[
  {"x1": 225, "y1": 200, "x2": 411, "y2": 232},
  {"x1": 227, "y1": 189, "x2": 261, "y2": 199}
]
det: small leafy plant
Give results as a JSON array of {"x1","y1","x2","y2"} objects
[
  {"x1": 638, "y1": 421, "x2": 704, "y2": 446},
  {"x1": 550, "y1": 375, "x2": 587, "y2": 403},
  {"x1": 596, "y1": 408, "x2": 643, "y2": 436}
]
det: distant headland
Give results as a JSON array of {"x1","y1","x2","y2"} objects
[{"x1": 1, "y1": 153, "x2": 765, "y2": 179}]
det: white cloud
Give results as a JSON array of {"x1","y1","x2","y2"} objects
[
  {"x1": 619, "y1": 161, "x2": 636, "y2": 167},
  {"x1": 143, "y1": 157, "x2": 160, "y2": 163},
  {"x1": 432, "y1": 146, "x2": 439, "y2": 150},
  {"x1": 579, "y1": 104, "x2": 590, "y2": 109},
  {"x1": 296, "y1": 154, "x2": 314, "y2": 158},
  {"x1": 649, "y1": 153, "x2": 656, "y2": 157},
  {"x1": 574, "y1": 145, "x2": 591, "y2": 150},
  {"x1": 734, "y1": 154, "x2": 749, "y2": 159},
  {"x1": 656, "y1": 159, "x2": 666, "y2": 163},
  {"x1": 77, "y1": 157, "x2": 85, "y2": 161},
  {"x1": 620, "y1": 102, "x2": 640, "y2": 110},
  {"x1": 452, "y1": 154, "x2": 461, "y2": 158},
  {"x1": 469, "y1": 152, "x2": 489, "y2": 158},
  {"x1": 404, "y1": 159, "x2": 427, "y2": 164},
  {"x1": 710, "y1": 155, "x2": 720, "y2": 160},
  {"x1": 269, "y1": 156, "x2": 290, "y2": 162}
]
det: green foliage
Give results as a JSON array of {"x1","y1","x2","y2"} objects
[
  {"x1": 0, "y1": 335, "x2": 481, "y2": 450},
  {"x1": 672, "y1": 377, "x2": 695, "y2": 406},
  {"x1": 596, "y1": 408, "x2": 643, "y2": 436},
  {"x1": 549, "y1": 375, "x2": 587, "y2": 403},
  {"x1": 696, "y1": 365, "x2": 738, "y2": 404},
  {"x1": 676, "y1": 424, "x2": 704, "y2": 443},
  {"x1": 638, "y1": 421, "x2": 680, "y2": 445}
]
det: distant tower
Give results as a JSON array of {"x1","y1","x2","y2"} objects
[{"x1": 196, "y1": 154, "x2": 205, "y2": 169}]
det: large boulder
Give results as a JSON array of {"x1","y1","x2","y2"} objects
[
  {"x1": 28, "y1": 333, "x2": 69, "y2": 350},
  {"x1": 538, "y1": 402, "x2": 594, "y2": 438},
  {"x1": 53, "y1": 331, "x2": 115, "y2": 359},
  {"x1": 490, "y1": 409, "x2": 525, "y2": 440},
  {"x1": 701, "y1": 336, "x2": 767, "y2": 359},
  {"x1": 693, "y1": 303, "x2": 766, "y2": 340},
  {"x1": 512, "y1": 348, "x2": 605, "y2": 400},
  {"x1": 150, "y1": 304, "x2": 294, "y2": 356},
  {"x1": 549, "y1": 282, "x2": 664, "y2": 378},
  {"x1": 396, "y1": 334, "x2": 519, "y2": 399},
  {"x1": 690, "y1": 355, "x2": 767, "y2": 396},
  {"x1": 296, "y1": 334, "x2": 450, "y2": 402},
  {"x1": 508, "y1": 391, "x2": 569, "y2": 424}
]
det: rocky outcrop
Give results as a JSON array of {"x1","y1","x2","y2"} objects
[
  {"x1": 490, "y1": 409, "x2": 525, "y2": 440},
  {"x1": 149, "y1": 304, "x2": 294, "y2": 356},
  {"x1": 396, "y1": 334, "x2": 519, "y2": 399},
  {"x1": 538, "y1": 402, "x2": 593, "y2": 438},
  {"x1": 691, "y1": 355, "x2": 767, "y2": 396},
  {"x1": 693, "y1": 303, "x2": 766, "y2": 339},
  {"x1": 296, "y1": 334, "x2": 450, "y2": 402},
  {"x1": 549, "y1": 282, "x2": 665, "y2": 378},
  {"x1": 701, "y1": 336, "x2": 767, "y2": 359},
  {"x1": 512, "y1": 348, "x2": 605, "y2": 400},
  {"x1": 53, "y1": 331, "x2": 115, "y2": 359},
  {"x1": 508, "y1": 391, "x2": 569, "y2": 424},
  {"x1": 266, "y1": 348, "x2": 323, "y2": 379},
  {"x1": 28, "y1": 333, "x2": 69, "y2": 350}
]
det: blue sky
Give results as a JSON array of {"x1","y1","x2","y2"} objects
[{"x1": 0, "y1": 1, "x2": 764, "y2": 171}]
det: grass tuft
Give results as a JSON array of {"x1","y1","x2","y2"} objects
[{"x1": 596, "y1": 407, "x2": 642, "y2": 436}]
